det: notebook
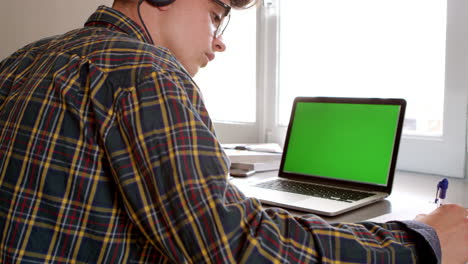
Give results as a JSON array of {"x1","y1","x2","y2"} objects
[{"x1": 233, "y1": 97, "x2": 406, "y2": 216}]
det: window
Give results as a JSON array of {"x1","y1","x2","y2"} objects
[
  {"x1": 194, "y1": 7, "x2": 257, "y2": 123},
  {"x1": 279, "y1": 0, "x2": 446, "y2": 136}
]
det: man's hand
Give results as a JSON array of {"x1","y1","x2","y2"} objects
[{"x1": 414, "y1": 204, "x2": 468, "y2": 264}]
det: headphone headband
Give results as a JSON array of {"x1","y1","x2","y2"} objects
[{"x1": 146, "y1": 0, "x2": 176, "y2": 7}]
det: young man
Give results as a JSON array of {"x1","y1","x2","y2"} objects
[{"x1": 0, "y1": 0, "x2": 466, "y2": 263}]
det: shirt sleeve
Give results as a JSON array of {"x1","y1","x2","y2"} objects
[
  {"x1": 397, "y1": 220, "x2": 441, "y2": 263},
  {"x1": 101, "y1": 69, "x2": 440, "y2": 263}
]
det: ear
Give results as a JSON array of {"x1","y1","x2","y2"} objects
[{"x1": 157, "y1": 5, "x2": 171, "y2": 11}]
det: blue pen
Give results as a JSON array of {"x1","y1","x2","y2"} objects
[{"x1": 434, "y1": 178, "x2": 449, "y2": 207}]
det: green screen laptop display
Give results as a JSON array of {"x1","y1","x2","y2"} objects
[{"x1": 283, "y1": 101, "x2": 402, "y2": 186}]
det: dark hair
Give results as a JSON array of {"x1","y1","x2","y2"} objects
[{"x1": 230, "y1": 0, "x2": 257, "y2": 9}]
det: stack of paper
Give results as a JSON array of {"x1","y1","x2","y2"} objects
[
  {"x1": 223, "y1": 144, "x2": 283, "y2": 176},
  {"x1": 230, "y1": 160, "x2": 280, "y2": 172}
]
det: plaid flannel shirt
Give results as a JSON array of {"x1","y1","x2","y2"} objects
[{"x1": 0, "y1": 6, "x2": 440, "y2": 264}]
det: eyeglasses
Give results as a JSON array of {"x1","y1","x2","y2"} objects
[{"x1": 211, "y1": 0, "x2": 231, "y2": 38}]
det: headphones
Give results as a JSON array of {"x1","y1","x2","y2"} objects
[{"x1": 145, "y1": 0, "x2": 176, "y2": 7}]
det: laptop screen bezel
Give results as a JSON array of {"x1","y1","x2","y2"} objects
[{"x1": 278, "y1": 96, "x2": 406, "y2": 194}]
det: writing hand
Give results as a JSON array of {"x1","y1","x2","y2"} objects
[{"x1": 414, "y1": 204, "x2": 468, "y2": 264}]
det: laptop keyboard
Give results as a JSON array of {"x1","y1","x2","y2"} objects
[{"x1": 254, "y1": 179, "x2": 374, "y2": 203}]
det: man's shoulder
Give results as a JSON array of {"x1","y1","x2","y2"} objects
[
  {"x1": 81, "y1": 28, "x2": 182, "y2": 74},
  {"x1": 3, "y1": 27, "x2": 181, "y2": 74}
]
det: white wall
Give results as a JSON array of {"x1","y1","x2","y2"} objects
[{"x1": 0, "y1": 0, "x2": 113, "y2": 60}]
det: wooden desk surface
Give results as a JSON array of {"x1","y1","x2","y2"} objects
[{"x1": 230, "y1": 170, "x2": 468, "y2": 223}]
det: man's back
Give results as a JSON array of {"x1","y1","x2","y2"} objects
[{"x1": 0, "y1": 6, "x2": 207, "y2": 263}]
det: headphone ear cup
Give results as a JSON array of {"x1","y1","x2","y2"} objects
[{"x1": 146, "y1": 0, "x2": 176, "y2": 7}]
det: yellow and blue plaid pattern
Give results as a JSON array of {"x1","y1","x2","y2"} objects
[{"x1": 0, "y1": 6, "x2": 439, "y2": 263}]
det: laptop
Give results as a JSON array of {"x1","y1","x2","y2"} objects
[{"x1": 233, "y1": 96, "x2": 406, "y2": 216}]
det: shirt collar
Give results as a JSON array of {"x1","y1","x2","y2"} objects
[{"x1": 84, "y1": 6, "x2": 151, "y2": 44}]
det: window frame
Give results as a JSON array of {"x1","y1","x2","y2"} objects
[{"x1": 262, "y1": 0, "x2": 468, "y2": 178}]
